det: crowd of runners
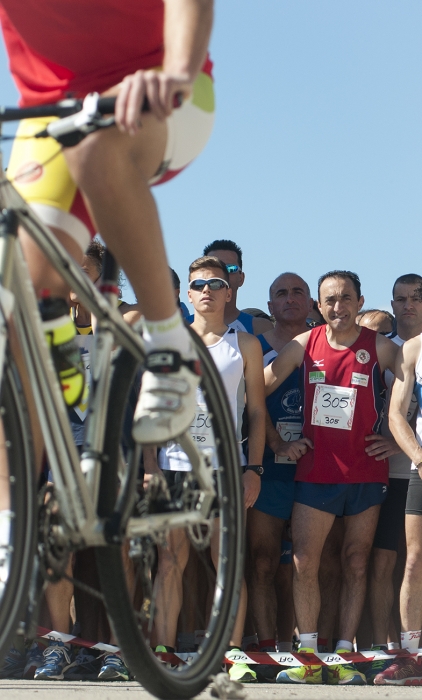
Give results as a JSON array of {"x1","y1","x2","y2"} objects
[{"x1": 2, "y1": 238, "x2": 422, "y2": 688}]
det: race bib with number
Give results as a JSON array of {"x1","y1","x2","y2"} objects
[
  {"x1": 311, "y1": 384, "x2": 357, "y2": 430},
  {"x1": 275, "y1": 421, "x2": 303, "y2": 463},
  {"x1": 190, "y1": 406, "x2": 215, "y2": 447}
]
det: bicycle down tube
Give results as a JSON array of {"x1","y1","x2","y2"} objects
[{"x1": 0, "y1": 143, "x2": 216, "y2": 548}]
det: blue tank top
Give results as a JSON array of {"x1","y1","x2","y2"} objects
[{"x1": 257, "y1": 334, "x2": 302, "y2": 482}]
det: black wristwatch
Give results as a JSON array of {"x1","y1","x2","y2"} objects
[{"x1": 244, "y1": 465, "x2": 264, "y2": 476}]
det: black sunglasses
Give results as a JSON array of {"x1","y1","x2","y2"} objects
[{"x1": 189, "y1": 278, "x2": 229, "y2": 292}]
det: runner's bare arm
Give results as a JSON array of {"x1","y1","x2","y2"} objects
[
  {"x1": 114, "y1": 0, "x2": 214, "y2": 132},
  {"x1": 239, "y1": 333, "x2": 266, "y2": 508},
  {"x1": 264, "y1": 332, "x2": 309, "y2": 397},
  {"x1": 389, "y1": 337, "x2": 422, "y2": 466},
  {"x1": 265, "y1": 410, "x2": 313, "y2": 461},
  {"x1": 376, "y1": 333, "x2": 399, "y2": 374}
]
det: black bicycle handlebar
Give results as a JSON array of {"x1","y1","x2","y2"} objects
[{"x1": 0, "y1": 96, "x2": 137, "y2": 123}]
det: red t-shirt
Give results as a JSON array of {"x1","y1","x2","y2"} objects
[
  {"x1": 296, "y1": 325, "x2": 388, "y2": 484},
  {"x1": 0, "y1": 0, "x2": 213, "y2": 106}
]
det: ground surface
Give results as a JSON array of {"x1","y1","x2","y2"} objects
[{"x1": 0, "y1": 680, "x2": 420, "y2": 699}]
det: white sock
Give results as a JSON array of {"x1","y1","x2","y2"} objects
[
  {"x1": 335, "y1": 639, "x2": 353, "y2": 652},
  {"x1": 0, "y1": 511, "x2": 12, "y2": 546},
  {"x1": 401, "y1": 630, "x2": 421, "y2": 651},
  {"x1": 299, "y1": 633, "x2": 318, "y2": 652},
  {"x1": 277, "y1": 641, "x2": 293, "y2": 652},
  {"x1": 388, "y1": 642, "x2": 400, "y2": 650},
  {"x1": 142, "y1": 310, "x2": 192, "y2": 357}
]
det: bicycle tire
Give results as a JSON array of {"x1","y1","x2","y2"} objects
[
  {"x1": 96, "y1": 329, "x2": 244, "y2": 699},
  {"x1": 0, "y1": 355, "x2": 37, "y2": 658}
]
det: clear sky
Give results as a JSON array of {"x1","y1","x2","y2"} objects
[{"x1": 0, "y1": 1, "x2": 421, "y2": 312}]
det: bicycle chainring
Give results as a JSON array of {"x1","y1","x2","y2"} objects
[{"x1": 38, "y1": 484, "x2": 71, "y2": 582}]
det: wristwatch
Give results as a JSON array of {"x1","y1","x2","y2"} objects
[{"x1": 245, "y1": 465, "x2": 264, "y2": 476}]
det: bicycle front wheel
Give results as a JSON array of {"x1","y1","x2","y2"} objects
[
  {"x1": 96, "y1": 329, "x2": 244, "y2": 699},
  {"x1": 0, "y1": 355, "x2": 37, "y2": 658}
]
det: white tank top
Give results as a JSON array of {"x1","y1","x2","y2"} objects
[
  {"x1": 411, "y1": 334, "x2": 422, "y2": 471},
  {"x1": 159, "y1": 328, "x2": 246, "y2": 471}
]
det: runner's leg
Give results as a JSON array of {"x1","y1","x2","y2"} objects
[
  {"x1": 338, "y1": 505, "x2": 380, "y2": 643},
  {"x1": 291, "y1": 503, "x2": 335, "y2": 634}
]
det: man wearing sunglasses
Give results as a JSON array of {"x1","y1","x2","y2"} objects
[
  {"x1": 203, "y1": 239, "x2": 273, "y2": 335},
  {"x1": 146, "y1": 255, "x2": 265, "y2": 683}
]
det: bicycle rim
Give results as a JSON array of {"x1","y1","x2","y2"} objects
[
  {"x1": 0, "y1": 356, "x2": 36, "y2": 657},
  {"x1": 96, "y1": 329, "x2": 244, "y2": 699}
]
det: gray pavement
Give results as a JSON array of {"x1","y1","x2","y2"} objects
[{"x1": 0, "y1": 680, "x2": 421, "y2": 699}]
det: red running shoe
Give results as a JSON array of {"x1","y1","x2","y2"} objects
[{"x1": 374, "y1": 656, "x2": 422, "y2": 685}]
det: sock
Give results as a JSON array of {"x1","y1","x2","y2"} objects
[
  {"x1": 242, "y1": 634, "x2": 258, "y2": 651},
  {"x1": 177, "y1": 632, "x2": 195, "y2": 651},
  {"x1": 277, "y1": 641, "x2": 293, "y2": 652},
  {"x1": 401, "y1": 630, "x2": 421, "y2": 651},
  {"x1": 0, "y1": 511, "x2": 11, "y2": 545},
  {"x1": 299, "y1": 633, "x2": 318, "y2": 652},
  {"x1": 143, "y1": 310, "x2": 191, "y2": 357},
  {"x1": 388, "y1": 642, "x2": 400, "y2": 650},
  {"x1": 335, "y1": 639, "x2": 353, "y2": 652},
  {"x1": 194, "y1": 629, "x2": 205, "y2": 648},
  {"x1": 259, "y1": 638, "x2": 276, "y2": 651}
]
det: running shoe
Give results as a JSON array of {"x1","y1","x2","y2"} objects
[
  {"x1": 23, "y1": 641, "x2": 44, "y2": 679},
  {"x1": 256, "y1": 645, "x2": 279, "y2": 682},
  {"x1": 226, "y1": 648, "x2": 257, "y2": 683},
  {"x1": 34, "y1": 640, "x2": 74, "y2": 680},
  {"x1": 97, "y1": 653, "x2": 130, "y2": 681},
  {"x1": 327, "y1": 649, "x2": 367, "y2": 685},
  {"x1": 132, "y1": 349, "x2": 201, "y2": 444},
  {"x1": 64, "y1": 648, "x2": 102, "y2": 680},
  {"x1": 276, "y1": 647, "x2": 322, "y2": 684},
  {"x1": 0, "y1": 646, "x2": 25, "y2": 679},
  {"x1": 374, "y1": 656, "x2": 422, "y2": 685},
  {"x1": 360, "y1": 646, "x2": 394, "y2": 684}
]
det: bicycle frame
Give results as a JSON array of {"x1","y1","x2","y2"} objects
[{"x1": 0, "y1": 131, "x2": 216, "y2": 550}]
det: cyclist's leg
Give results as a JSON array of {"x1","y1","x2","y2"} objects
[
  {"x1": 63, "y1": 113, "x2": 175, "y2": 322},
  {"x1": 7, "y1": 118, "x2": 88, "y2": 297},
  {"x1": 19, "y1": 227, "x2": 83, "y2": 297},
  {"x1": 63, "y1": 81, "x2": 214, "y2": 443}
]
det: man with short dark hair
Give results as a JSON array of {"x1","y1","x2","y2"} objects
[
  {"x1": 373, "y1": 274, "x2": 422, "y2": 685},
  {"x1": 366, "y1": 274, "x2": 422, "y2": 681},
  {"x1": 265, "y1": 270, "x2": 398, "y2": 686},
  {"x1": 202, "y1": 239, "x2": 273, "y2": 335}
]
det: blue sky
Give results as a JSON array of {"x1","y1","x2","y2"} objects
[{"x1": 1, "y1": 1, "x2": 421, "y2": 311}]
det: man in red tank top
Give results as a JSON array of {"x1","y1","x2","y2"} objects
[{"x1": 265, "y1": 271, "x2": 398, "y2": 686}]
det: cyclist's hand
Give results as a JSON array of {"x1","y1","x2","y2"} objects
[
  {"x1": 115, "y1": 70, "x2": 192, "y2": 135},
  {"x1": 242, "y1": 471, "x2": 261, "y2": 509}
]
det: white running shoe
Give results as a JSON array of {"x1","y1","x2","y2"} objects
[{"x1": 132, "y1": 349, "x2": 201, "y2": 445}]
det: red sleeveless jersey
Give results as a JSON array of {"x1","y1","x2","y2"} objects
[
  {"x1": 297, "y1": 325, "x2": 387, "y2": 484},
  {"x1": 0, "y1": 0, "x2": 213, "y2": 106}
]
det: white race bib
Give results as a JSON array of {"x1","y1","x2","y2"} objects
[
  {"x1": 190, "y1": 406, "x2": 215, "y2": 447},
  {"x1": 311, "y1": 384, "x2": 357, "y2": 430},
  {"x1": 275, "y1": 421, "x2": 303, "y2": 463}
]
